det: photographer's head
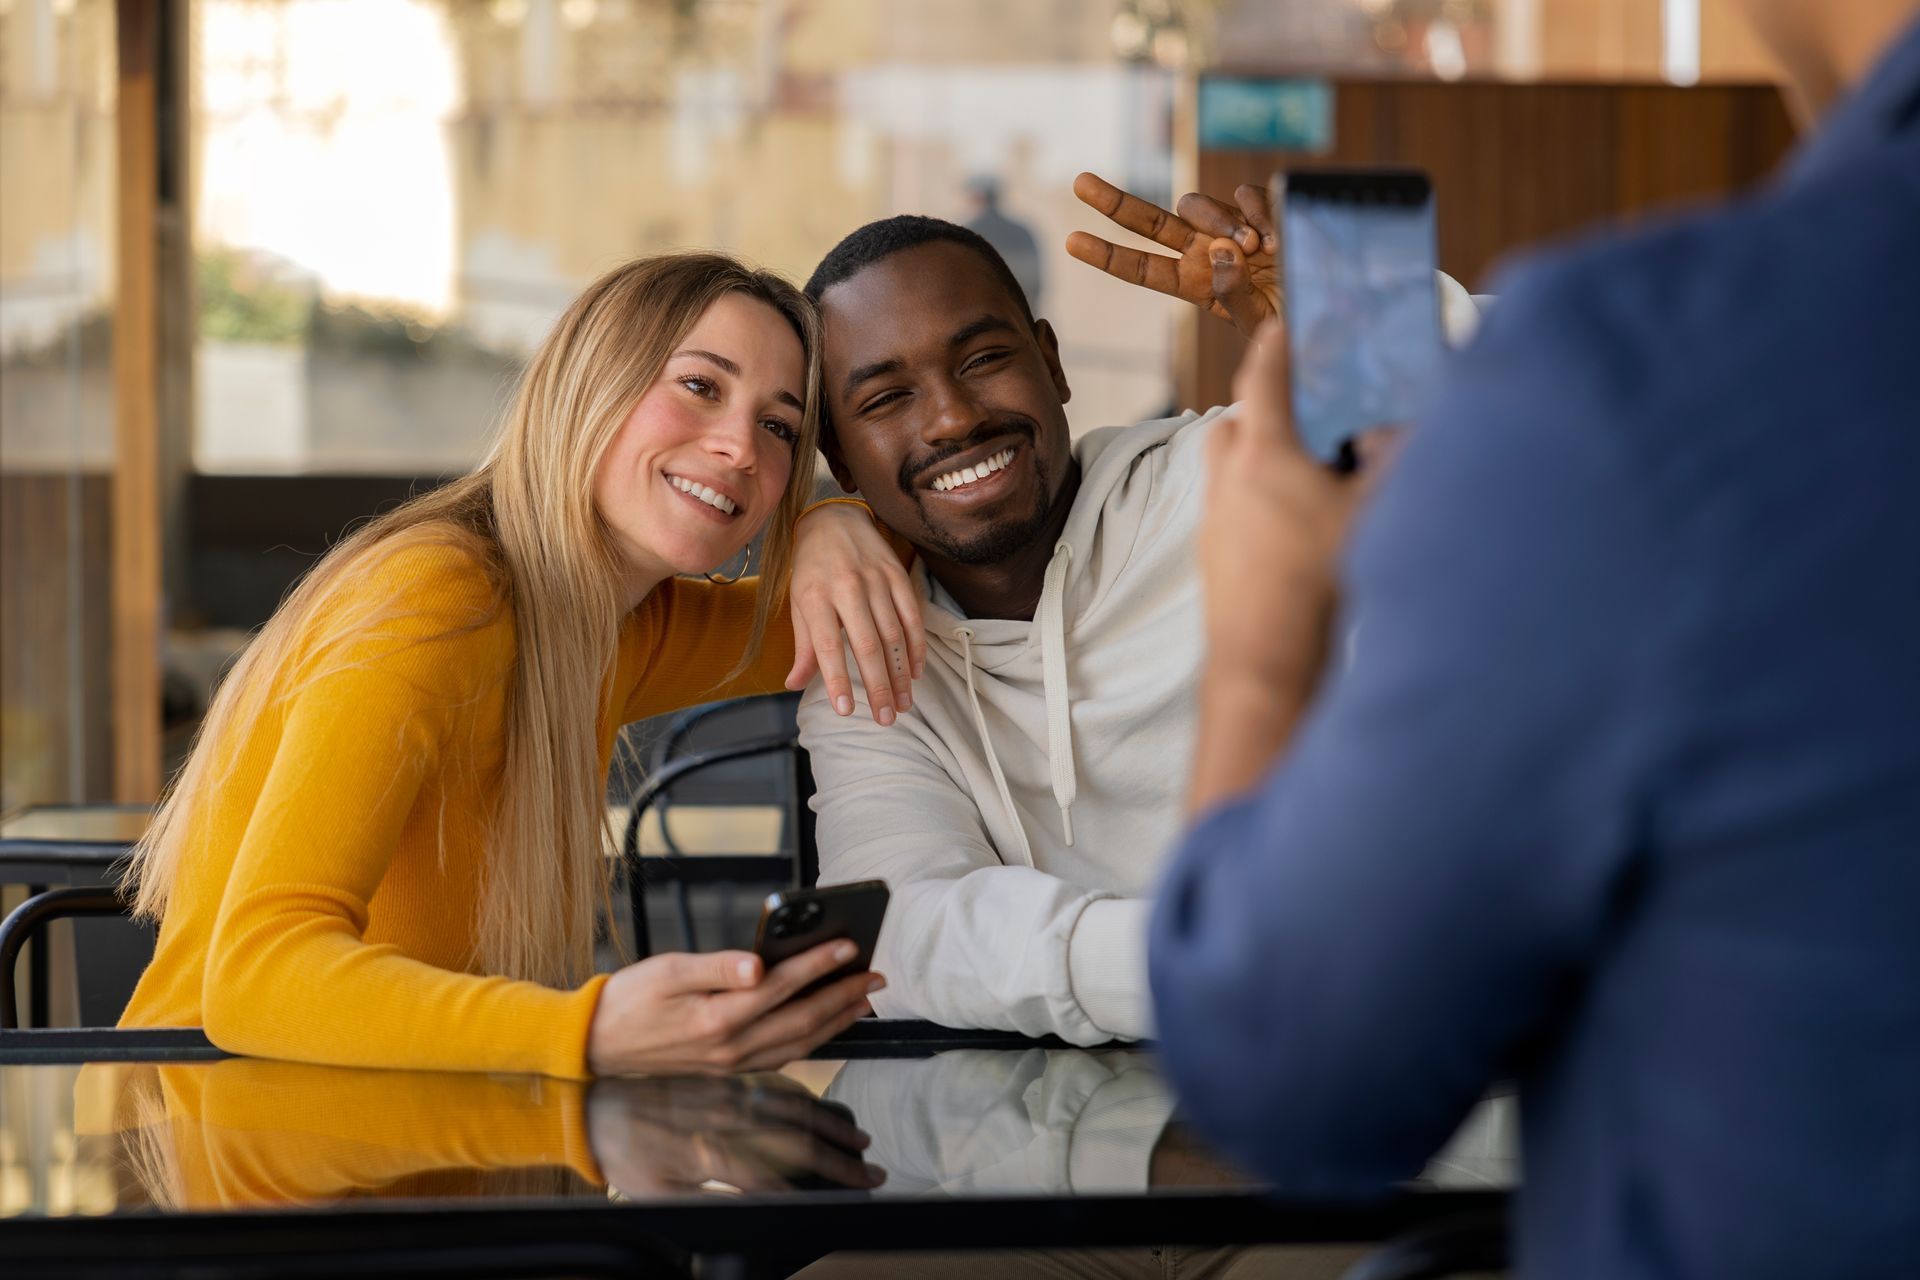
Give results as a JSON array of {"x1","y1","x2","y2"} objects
[
  {"x1": 806, "y1": 219, "x2": 1078, "y2": 588},
  {"x1": 1730, "y1": 0, "x2": 1920, "y2": 123}
]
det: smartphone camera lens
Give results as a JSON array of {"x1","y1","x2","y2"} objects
[{"x1": 770, "y1": 899, "x2": 825, "y2": 939}]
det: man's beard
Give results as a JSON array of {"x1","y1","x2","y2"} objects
[{"x1": 902, "y1": 418, "x2": 1057, "y2": 567}]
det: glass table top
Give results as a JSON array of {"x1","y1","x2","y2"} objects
[{"x1": 2, "y1": 1045, "x2": 1515, "y2": 1220}]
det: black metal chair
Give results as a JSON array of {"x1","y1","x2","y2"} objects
[
  {"x1": 0, "y1": 885, "x2": 139, "y2": 1030},
  {"x1": 0, "y1": 805, "x2": 146, "y2": 1026},
  {"x1": 619, "y1": 693, "x2": 820, "y2": 956},
  {"x1": 1338, "y1": 1214, "x2": 1508, "y2": 1280}
]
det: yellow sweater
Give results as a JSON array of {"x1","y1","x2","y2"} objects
[{"x1": 120, "y1": 541, "x2": 793, "y2": 1080}]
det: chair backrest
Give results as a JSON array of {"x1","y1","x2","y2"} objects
[
  {"x1": 1, "y1": 887, "x2": 153, "y2": 1030},
  {"x1": 625, "y1": 691, "x2": 815, "y2": 867},
  {"x1": 644, "y1": 693, "x2": 803, "y2": 834},
  {"x1": 617, "y1": 693, "x2": 821, "y2": 956}
]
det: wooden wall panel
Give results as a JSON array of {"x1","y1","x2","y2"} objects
[
  {"x1": 112, "y1": 0, "x2": 162, "y2": 802},
  {"x1": 1186, "y1": 79, "x2": 1798, "y2": 409},
  {"x1": 109, "y1": 0, "x2": 193, "y2": 803}
]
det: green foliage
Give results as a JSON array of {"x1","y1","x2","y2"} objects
[
  {"x1": 197, "y1": 248, "x2": 311, "y2": 345},
  {"x1": 309, "y1": 299, "x2": 442, "y2": 357}
]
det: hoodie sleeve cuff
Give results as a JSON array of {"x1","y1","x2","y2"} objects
[{"x1": 1067, "y1": 897, "x2": 1154, "y2": 1041}]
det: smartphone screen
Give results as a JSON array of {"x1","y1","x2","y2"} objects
[{"x1": 1275, "y1": 169, "x2": 1441, "y2": 464}]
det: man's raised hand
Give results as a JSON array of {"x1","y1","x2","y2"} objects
[{"x1": 1065, "y1": 172, "x2": 1280, "y2": 338}]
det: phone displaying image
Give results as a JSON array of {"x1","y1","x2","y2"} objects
[
  {"x1": 1273, "y1": 168, "x2": 1442, "y2": 465},
  {"x1": 753, "y1": 880, "x2": 889, "y2": 998}
]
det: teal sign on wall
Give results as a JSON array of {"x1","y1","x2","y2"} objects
[{"x1": 1197, "y1": 77, "x2": 1334, "y2": 151}]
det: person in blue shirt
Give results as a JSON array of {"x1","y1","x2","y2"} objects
[{"x1": 1147, "y1": 3, "x2": 1920, "y2": 1278}]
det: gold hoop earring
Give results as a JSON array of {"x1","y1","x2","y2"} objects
[{"x1": 705, "y1": 544, "x2": 753, "y2": 585}]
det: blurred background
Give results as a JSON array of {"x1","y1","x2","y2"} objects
[{"x1": 2, "y1": 0, "x2": 1795, "y2": 813}]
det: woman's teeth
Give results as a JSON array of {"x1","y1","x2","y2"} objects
[
  {"x1": 668, "y1": 475, "x2": 737, "y2": 515},
  {"x1": 931, "y1": 448, "x2": 1016, "y2": 493}
]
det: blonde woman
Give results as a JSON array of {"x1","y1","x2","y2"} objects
[{"x1": 118, "y1": 254, "x2": 918, "y2": 1079}]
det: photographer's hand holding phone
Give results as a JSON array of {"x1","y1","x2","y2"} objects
[
  {"x1": 586, "y1": 1073, "x2": 886, "y2": 1196},
  {"x1": 586, "y1": 942, "x2": 885, "y2": 1078},
  {"x1": 1188, "y1": 320, "x2": 1382, "y2": 818}
]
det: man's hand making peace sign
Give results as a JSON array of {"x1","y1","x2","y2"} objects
[{"x1": 1065, "y1": 172, "x2": 1281, "y2": 338}]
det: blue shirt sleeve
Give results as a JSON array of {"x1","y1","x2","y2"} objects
[{"x1": 1148, "y1": 264, "x2": 1681, "y2": 1196}]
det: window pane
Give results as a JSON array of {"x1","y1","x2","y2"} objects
[
  {"x1": 0, "y1": 0, "x2": 117, "y2": 807},
  {"x1": 191, "y1": 0, "x2": 1190, "y2": 476}
]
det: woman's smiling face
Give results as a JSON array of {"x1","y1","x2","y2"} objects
[{"x1": 593, "y1": 291, "x2": 807, "y2": 592}]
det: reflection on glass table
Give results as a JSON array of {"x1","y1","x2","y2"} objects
[
  {"x1": 822, "y1": 1049, "x2": 1513, "y2": 1198},
  {"x1": 7, "y1": 1047, "x2": 1511, "y2": 1219}
]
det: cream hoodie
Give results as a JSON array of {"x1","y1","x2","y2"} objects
[{"x1": 801, "y1": 405, "x2": 1225, "y2": 1044}]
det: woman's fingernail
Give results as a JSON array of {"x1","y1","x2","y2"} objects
[
  {"x1": 877, "y1": 705, "x2": 894, "y2": 726},
  {"x1": 835, "y1": 941, "x2": 858, "y2": 963},
  {"x1": 898, "y1": 691, "x2": 912, "y2": 712},
  {"x1": 738, "y1": 958, "x2": 758, "y2": 982},
  {"x1": 835, "y1": 695, "x2": 853, "y2": 716}
]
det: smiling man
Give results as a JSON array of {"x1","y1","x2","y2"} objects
[
  {"x1": 795, "y1": 203, "x2": 1474, "y2": 1042},
  {"x1": 795, "y1": 219, "x2": 1222, "y2": 1044}
]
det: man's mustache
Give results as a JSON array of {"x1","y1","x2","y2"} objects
[{"x1": 900, "y1": 418, "x2": 1038, "y2": 492}]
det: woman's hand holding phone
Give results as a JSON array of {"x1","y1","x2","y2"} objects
[{"x1": 586, "y1": 942, "x2": 885, "y2": 1078}]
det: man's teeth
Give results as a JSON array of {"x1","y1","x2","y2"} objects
[
  {"x1": 931, "y1": 448, "x2": 1016, "y2": 493},
  {"x1": 668, "y1": 475, "x2": 737, "y2": 515}
]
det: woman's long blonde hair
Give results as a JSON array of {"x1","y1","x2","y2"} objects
[{"x1": 122, "y1": 253, "x2": 822, "y2": 988}]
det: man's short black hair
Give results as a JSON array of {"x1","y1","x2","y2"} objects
[{"x1": 804, "y1": 215, "x2": 1036, "y2": 323}]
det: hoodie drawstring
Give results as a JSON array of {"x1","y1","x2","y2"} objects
[
  {"x1": 954, "y1": 626, "x2": 1036, "y2": 867},
  {"x1": 1036, "y1": 541, "x2": 1078, "y2": 846},
  {"x1": 952, "y1": 540, "x2": 1080, "y2": 858}
]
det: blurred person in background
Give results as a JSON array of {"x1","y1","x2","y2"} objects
[
  {"x1": 1150, "y1": 3, "x2": 1920, "y2": 1278},
  {"x1": 117, "y1": 254, "x2": 925, "y2": 1081},
  {"x1": 963, "y1": 175, "x2": 1045, "y2": 313}
]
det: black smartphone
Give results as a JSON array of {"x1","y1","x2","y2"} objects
[
  {"x1": 1272, "y1": 168, "x2": 1442, "y2": 466},
  {"x1": 753, "y1": 880, "x2": 889, "y2": 996}
]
